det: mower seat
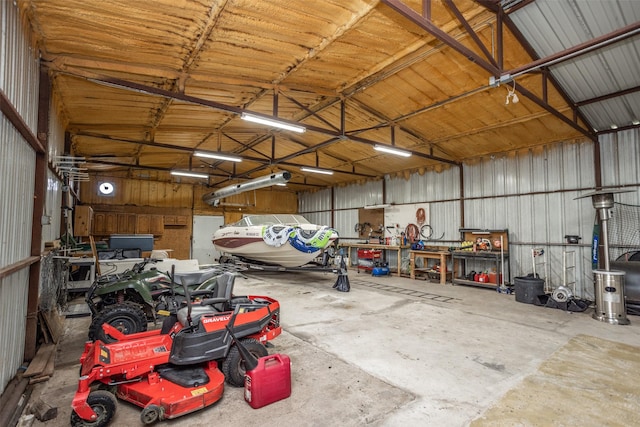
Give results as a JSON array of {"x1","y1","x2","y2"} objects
[
  {"x1": 177, "y1": 272, "x2": 235, "y2": 326},
  {"x1": 174, "y1": 268, "x2": 221, "y2": 287}
]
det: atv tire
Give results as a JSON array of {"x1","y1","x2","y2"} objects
[
  {"x1": 70, "y1": 390, "x2": 117, "y2": 427},
  {"x1": 89, "y1": 302, "x2": 147, "y2": 343},
  {"x1": 222, "y1": 338, "x2": 268, "y2": 387}
]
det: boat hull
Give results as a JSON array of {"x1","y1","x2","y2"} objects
[{"x1": 213, "y1": 223, "x2": 337, "y2": 268}]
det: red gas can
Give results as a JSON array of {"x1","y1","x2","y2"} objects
[{"x1": 245, "y1": 353, "x2": 291, "y2": 409}]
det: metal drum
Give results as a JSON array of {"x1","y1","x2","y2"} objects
[{"x1": 592, "y1": 270, "x2": 630, "y2": 325}]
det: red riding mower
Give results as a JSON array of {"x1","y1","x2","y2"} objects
[{"x1": 70, "y1": 271, "x2": 281, "y2": 426}]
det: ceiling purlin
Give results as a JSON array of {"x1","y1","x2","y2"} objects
[
  {"x1": 75, "y1": 131, "x2": 272, "y2": 166},
  {"x1": 384, "y1": 0, "x2": 597, "y2": 142},
  {"x1": 576, "y1": 85, "x2": 640, "y2": 108},
  {"x1": 44, "y1": 54, "x2": 339, "y2": 96}
]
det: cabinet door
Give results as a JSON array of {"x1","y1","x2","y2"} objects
[
  {"x1": 74, "y1": 206, "x2": 93, "y2": 237},
  {"x1": 93, "y1": 212, "x2": 106, "y2": 235},
  {"x1": 136, "y1": 214, "x2": 151, "y2": 234},
  {"x1": 117, "y1": 213, "x2": 136, "y2": 234},
  {"x1": 151, "y1": 215, "x2": 164, "y2": 235},
  {"x1": 93, "y1": 212, "x2": 118, "y2": 235}
]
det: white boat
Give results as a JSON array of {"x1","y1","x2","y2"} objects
[{"x1": 212, "y1": 214, "x2": 339, "y2": 267}]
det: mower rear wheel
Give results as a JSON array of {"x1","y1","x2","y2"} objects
[
  {"x1": 70, "y1": 390, "x2": 117, "y2": 427},
  {"x1": 89, "y1": 303, "x2": 147, "y2": 343},
  {"x1": 140, "y1": 404, "x2": 164, "y2": 424},
  {"x1": 222, "y1": 338, "x2": 268, "y2": 387}
]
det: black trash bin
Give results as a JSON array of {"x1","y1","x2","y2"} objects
[{"x1": 514, "y1": 276, "x2": 545, "y2": 304}]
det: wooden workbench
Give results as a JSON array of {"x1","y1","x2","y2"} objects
[
  {"x1": 340, "y1": 243, "x2": 410, "y2": 277},
  {"x1": 409, "y1": 250, "x2": 454, "y2": 284}
]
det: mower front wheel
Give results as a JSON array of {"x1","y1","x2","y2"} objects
[
  {"x1": 70, "y1": 390, "x2": 117, "y2": 427},
  {"x1": 222, "y1": 338, "x2": 268, "y2": 387},
  {"x1": 89, "y1": 303, "x2": 147, "y2": 343},
  {"x1": 140, "y1": 404, "x2": 164, "y2": 424}
]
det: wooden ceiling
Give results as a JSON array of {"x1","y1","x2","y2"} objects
[{"x1": 18, "y1": 0, "x2": 596, "y2": 192}]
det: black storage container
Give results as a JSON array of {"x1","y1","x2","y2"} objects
[{"x1": 514, "y1": 276, "x2": 545, "y2": 304}]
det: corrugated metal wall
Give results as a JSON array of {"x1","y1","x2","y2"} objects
[
  {"x1": 42, "y1": 104, "x2": 66, "y2": 244},
  {"x1": 463, "y1": 142, "x2": 598, "y2": 298},
  {"x1": 0, "y1": 1, "x2": 40, "y2": 395},
  {"x1": 386, "y1": 167, "x2": 462, "y2": 241},
  {"x1": 0, "y1": 116, "x2": 36, "y2": 394},
  {"x1": 299, "y1": 136, "x2": 640, "y2": 299}
]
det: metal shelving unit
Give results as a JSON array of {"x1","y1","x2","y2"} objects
[{"x1": 451, "y1": 228, "x2": 510, "y2": 289}]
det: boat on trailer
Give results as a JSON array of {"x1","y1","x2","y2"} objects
[{"x1": 212, "y1": 214, "x2": 339, "y2": 268}]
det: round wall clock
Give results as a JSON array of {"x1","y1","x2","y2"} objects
[{"x1": 98, "y1": 182, "x2": 114, "y2": 195}]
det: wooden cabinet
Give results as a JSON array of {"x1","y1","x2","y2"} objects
[
  {"x1": 74, "y1": 205, "x2": 93, "y2": 237},
  {"x1": 117, "y1": 213, "x2": 137, "y2": 234},
  {"x1": 137, "y1": 214, "x2": 164, "y2": 235},
  {"x1": 164, "y1": 215, "x2": 188, "y2": 226},
  {"x1": 136, "y1": 214, "x2": 151, "y2": 234},
  {"x1": 151, "y1": 215, "x2": 164, "y2": 235},
  {"x1": 93, "y1": 212, "x2": 117, "y2": 235}
]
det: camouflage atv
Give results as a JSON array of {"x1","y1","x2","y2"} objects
[{"x1": 85, "y1": 258, "x2": 228, "y2": 342}]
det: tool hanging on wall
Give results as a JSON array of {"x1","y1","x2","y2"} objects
[
  {"x1": 416, "y1": 208, "x2": 426, "y2": 226},
  {"x1": 405, "y1": 223, "x2": 420, "y2": 244},
  {"x1": 420, "y1": 224, "x2": 445, "y2": 241}
]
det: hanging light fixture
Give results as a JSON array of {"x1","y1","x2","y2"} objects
[
  {"x1": 170, "y1": 170, "x2": 209, "y2": 179},
  {"x1": 194, "y1": 151, "x2": 242, "y2": 162},
  {"x1": 374, "y1": 144, "x2": 412, "y2": 157},
  {"x1": 241, "y1": 112, "x2": 306, "y2": 133},
  {"x1": 300, "y1": 166, "x2": 334, "y2": 175}
]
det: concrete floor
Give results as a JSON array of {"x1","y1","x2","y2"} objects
[{"x1": 28, "y1": 270, "x2": 640, "y2": 426}]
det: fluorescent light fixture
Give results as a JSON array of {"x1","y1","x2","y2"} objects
[
  {"x1": 364, "y1": 203, "x2": 391, "y2": 210},
  {"x1": 241, "y1": 113, "x2": 306, "y2": 133},
  {"x1": 610, "y1": 124, "x2": 618, "y2": 130},
  {"x1": 301, "y1": 166, "x2": 334, "y2": 175},
  {"x1": 374, "y1": 144, "x2": 412, "y2": 157},
  {"x1": 276, "y1": 183, "x2": 287, "y2": 186},
  {"x1": 171, "y1": 170, "x2": 209, "y2": 179},
  {"x1": 633, "y1": 120, "x2": 640, "y2": 126},
  {"x1": 194, "y1": 151, "x2": 242, "y2": 162}
]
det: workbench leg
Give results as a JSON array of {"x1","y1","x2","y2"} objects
[{"x1": 410, "y1": 253, "x2": 415, "y2": 280}]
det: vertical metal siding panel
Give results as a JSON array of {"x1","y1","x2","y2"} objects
[
  {"x1": 0, "y1": 270, "x2": 29, "y2": 393},
  {"x1": 0, "y1": 1, "x2": 39, "y2": 395},
  {"x1": 386, "y1": 176, "x2": 407, "y2": 204},
  {"x1": 42, "y1": 170, "x2": 63, "y2": 243},
  {"x1": 3, "y1": 2, "x2": 38, "y2": 132},
  {"x1": 600, "y1": 129, "x2": 640, "y2": 207},
  {"x1": 333, "y1": 209, "x2": 359, "y2": 239},
  {"x1": 42, "y1": 109, "x2": 66, "y2": 242},
  {"x1": 334, "y1": 180, "x2": 383, "y2": 209},
  {"x1": 428, "y1": 200, "x2": 460, "y2": 241},
  {"x1": 1, "y1": 118, "x2": 36, "y2": 267},
  {"x1": 299, "y1": 188, "x2": 332, "y2": 213}
]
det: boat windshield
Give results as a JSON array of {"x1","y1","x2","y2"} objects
[{"x1": 233, "y1": 214, "x2": 311, "y2": 227}]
